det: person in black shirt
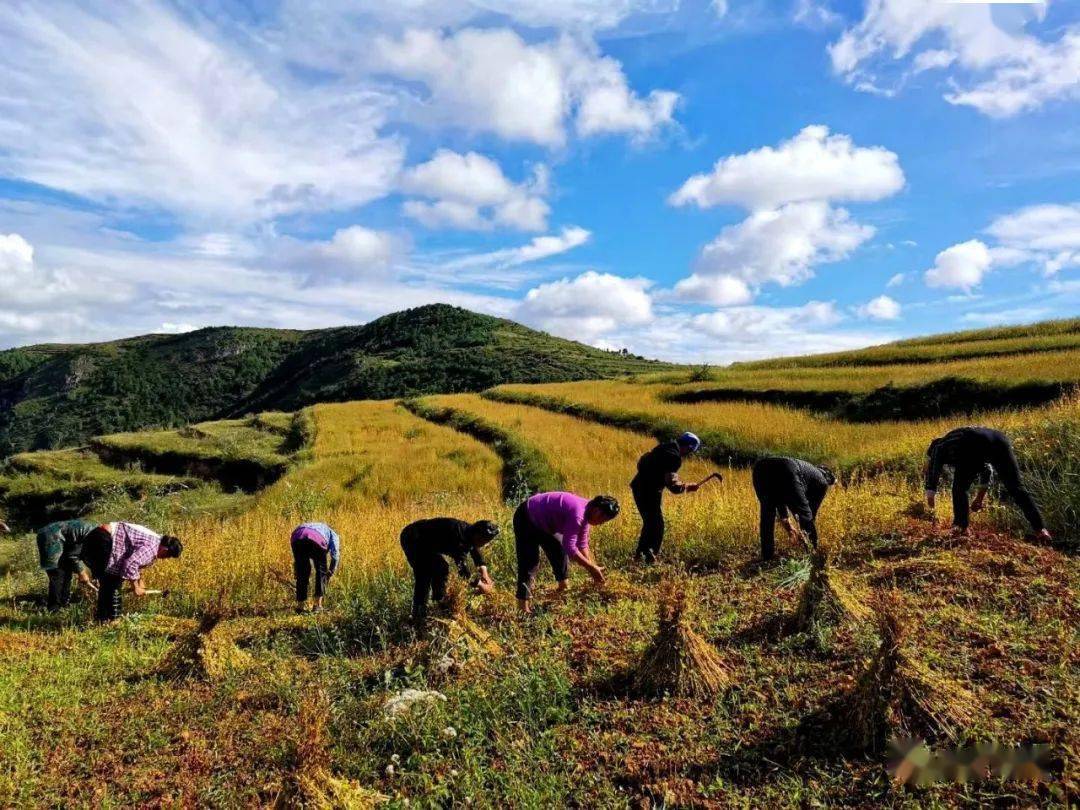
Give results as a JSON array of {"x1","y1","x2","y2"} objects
[
  {"x1": 631, "y1": 432, "x2": 703, "y2": 563},
  {"x1": 400, "y1": 517, "x2": 501, "y2": 625},
  {"x1": 925, "y1": 426, "x2": 1051, "y2": 540},
  {"x1": 752, "y1": 456, "x2": 836, "y2": 561}
]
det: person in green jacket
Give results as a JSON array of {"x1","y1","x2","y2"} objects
[{"x1": 36, "y1": 520, "x2": 100, "y2": 610}]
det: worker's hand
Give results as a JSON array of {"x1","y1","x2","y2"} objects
[
  {"x1": 132, "y1": 579, "x2": 147, "y2": 597},
  {"x1": 925, "y1": 490, "x2": 937, "y2": 518},
  {"x1": 518, "y1": 598, "x2": 532, "y2": 615},
  {"x1": 475, "y1": 578, "x2": 494, "y2": 595},
  {"x1": 589, "y1": 565, "x2": 605, "y2": 585},
  {"x1": 0, "y1": 521, "x2": 10, "y2": 533},
  {"x1": 970, "y1": 490, "x2": 986, "y2": 513},
  {"x1": 780, "y1": 519, "x2": 795, "y2": 540},
  {"x1": 1035, "y1": 529, "x2": 1053, "y2": 544}
]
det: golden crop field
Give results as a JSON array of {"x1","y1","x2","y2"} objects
[
  {"x1": 496, "y1": 379, "x2": 1075, "y2": 469},
  {"x1": 157, "y1": 400, "x2": 504, "y2": 609},
  {"x1": 641, "y1": 345, "x2": 1080, "y2": 391},
  {"x1": 1, "y1": 371, "x2": 1077, "y2": 808}
]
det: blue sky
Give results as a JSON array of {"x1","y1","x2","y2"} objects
[{"x1": 0, "y1": 0, "x2": 1078, "y2": 362}]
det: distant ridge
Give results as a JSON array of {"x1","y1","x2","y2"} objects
[{"x1": 0, "y1": 304, "x2": 670, "y2": 456}]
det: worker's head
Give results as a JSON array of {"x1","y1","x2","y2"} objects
[
  {"x1": 586, "y1": 495, "x2": 620, "y2": 526},
  {"x1": 467, "y1": 520, "x2": 501, "y2": 548},
  {"x1": 818, "y1": 466, "x2": 837, "y2": 486},
  {"x1": 676, "y1": 432, "x2": 701, "y2": 456},
  {"x1": 157, "y1": 536, "x2": 183, "y2": 559}
]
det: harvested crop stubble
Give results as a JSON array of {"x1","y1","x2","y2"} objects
[
  {"x1": 633, "y1": 581, "x2": 731, "y2": 699},
  {"x1": 807, "y1": 593, "x2": 981, "y2": 752}
]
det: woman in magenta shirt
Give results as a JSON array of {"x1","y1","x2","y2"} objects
[{"x1": 513, "y1": 491, "x2": 620, "y2": 614}]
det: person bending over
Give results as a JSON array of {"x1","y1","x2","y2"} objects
[
  {"x1": 751, "y1": 456, "x2": 836, "y2": 561},
  {"x1": 631, "y1": 432, "x2": 702, "y2": 563},
  {"x1": 35, "y1": 519, "x2": 100, "y2": 610},
  {"x1": 290, "y1": 522, "x2": 341, "y2": 613},
  {"x1": 514, "y1": 491, "x2": 619, "y2": 614},
  {"x1": 400, "y1": 518, "x2": 500, "y2": 627},
  {"x1": 925, "y1": 426, "x2": 1051, "y2": 541},
  {"x1": 80, "y1": 522, "x2": 183, "y2": 622}
]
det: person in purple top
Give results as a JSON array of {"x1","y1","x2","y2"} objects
[
  {"x1": 513, "y1": 491, "x2": 620, "y2": 614},
  {"x1": 291, "y1": 522, "x2": 341, "y2": 613}
]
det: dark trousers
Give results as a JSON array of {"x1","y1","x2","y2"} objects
[
  {"x1": 953, "y1": 443, "x2": 1044, "y2": 532},
  {"x1": 96, "y1": 574, "x2": 124, "y2": 623},
  {"x1": 514, "y1": 503, "x2": 568, "y2": 601},
  {"x1": 292, "y1": 537, "x2": 329, "y2": 602},
  {"x1": 80, "y1": 527, "x2": 122, "y2": 623},
  {"x1": 46, "y1": 568, "x2": 74, "y2": 610},
  {"x1": 632, "y1": 483, "x2": 665, "y2": 562},
  {"x1": 401, "y1": 528, "x2": 450, "y2": 623},
  {"x1": 752, "y1": 463, "x2": 818, "y2": 561}
]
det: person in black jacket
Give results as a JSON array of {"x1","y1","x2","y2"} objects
[
  {"x1": 400, "y1": 517, "x2": 501, "y2": 625},
  {"x1": 751, "y1": 456, "x2": 836, "y2": 561},
  {"x1": 925, "y1": 426, "x2": 1051, "y2": 540},
  {"x1": 631, "y1": 432, "x2": 702, "y2": 563}
]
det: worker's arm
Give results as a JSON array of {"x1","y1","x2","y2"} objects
[
  {"x1": 970, "y1": 464, "x2": 994, "y2": 512},
  {"x1": 566, "y1": 527, "x2": 603, "y2": 583},
  {"x1": 326, "y1": 530, "x2": 340, "y2": 576},
  {"x1": 665, "y1": 472, "x2": 690, "y2": 494},
  {"x1": 925, "y1": 445, "x2": 945, "y2": 511},
  {"x1": 469, "y1": 547, "x2": 493, "y2": 590}
]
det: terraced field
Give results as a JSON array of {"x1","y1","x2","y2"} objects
[{"x1": 0, "y1": 320, "x2": 1077, "y2": 807}]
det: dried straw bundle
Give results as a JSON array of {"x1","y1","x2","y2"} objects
[
  {"x1": 154, "y1": 595, "x2": 252, "y2": 682},
  {"x1": 838, "y1": 597, "x2": 979, "y2": 751},
  {"x1": 632, "y1": 582, "x2": 731, "y2": 700},
  {"x1": 789, "y1": 548, "x2": 870, "y2": 634}
]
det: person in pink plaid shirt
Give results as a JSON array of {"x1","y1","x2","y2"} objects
[{"x1": 80, "y1": 521, "x2": 183, "y2": 622}]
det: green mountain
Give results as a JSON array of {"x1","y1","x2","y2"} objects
[{"x1": 0, "y1": 304, "x2": 670, "y2": 456}]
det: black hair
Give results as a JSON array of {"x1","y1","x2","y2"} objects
[
  {"x1": 587, "y1": 495, "x2": 620, "y2": 519},
  {"x1": 817, "y1": 466, "x2": 837, "y2": 486},
  {"x1": 468, "y1": 520, "x2": 501, "y2": 544},
  {"x1": 160, "y1": 535, "x2": 183, "y2": 558}
]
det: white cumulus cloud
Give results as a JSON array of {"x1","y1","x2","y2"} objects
[
  {"x1": 374, "y1": 28, "x2": 678, "y2": 146},
  {"x1": 858, "y1": 294, "x2": 901, "y2": 320},
  {"x1": 674, "y1": 201, "x2": 874, "y2": 304},
  {"x1": 924, "y1": 239, "x2": 993, "y2": 291},
  {"x1": 401, "y1": 150, "x2": 550, "y2": 231},
  {"x1": 516, "y1": 270, "x2": 653, "y2": 341},
  {"x1": 829, "y1": 0, "x2": 1080, "y2": 117},
  {"x1": 668, "y1": 125, "x2": 904, "y2": 211}
]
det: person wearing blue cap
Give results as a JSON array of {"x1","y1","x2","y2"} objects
[{"x1": 630, "y1": 432, "x2": 702, "y2": 563}]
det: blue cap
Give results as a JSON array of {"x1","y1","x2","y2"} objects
[{"x1": 677, "y1": 432, "x2": 701, "y2": 452}]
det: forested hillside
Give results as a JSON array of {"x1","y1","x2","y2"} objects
[{"x1": 0, "y1": 305, "x2": 667, "y2": 456}]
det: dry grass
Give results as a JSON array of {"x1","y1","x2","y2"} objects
[{"x1": 632, "y1": 580, "x2": 731, "y2": 699}]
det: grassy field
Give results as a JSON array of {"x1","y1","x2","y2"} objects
[{"x1": 0, "y1": 322, "x2": 1078, "y2": 807}]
